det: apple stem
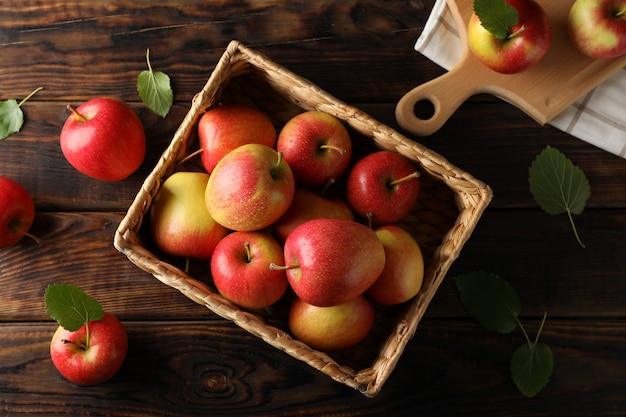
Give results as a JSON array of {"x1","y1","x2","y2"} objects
[
  {"x1": 177, "y1": 148, "x2": 204, "y2": 167},
  {"x1": 388, "y1": 171, "x2": 420, "y2": 187},
  {"x1": 617, "y1": 6, "x2": 626, "y2": 17},
  {"x1": 271, "y1": 151, "x2": 285, "y2": 176},
  {"x1": 61, "y1": 332, "x2": 88, "y2": 351},
  {"x1": 9, "y1": 221, "x2": 41, "y2": 244},
  {"x1": 17, "y1": 86, "x2": 43, "y2": 108},
  {"x1": 244, "y1": 242, "x2": 252, "y2": 263},
  {"x1": 319, "y1": 144, "x2": 346, "y2": 155},
  {"x1": 320, "y1": 178, "x2": 336, "y2": 197},
  {"x1": 269, "y1": 262, "x2": 299, "y2": 271},
  {"x1": 366, "y1": 211, "x2": 374, "y2": 229},
  {"x1": 507, "y1": 24, "x2": 527, "y2": 39},
  {"x1": 67, "y1": 104, "x2": 88, "y2": 123}
]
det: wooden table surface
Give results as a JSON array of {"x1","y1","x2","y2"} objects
[{"x1": 2, "y1": 1, "x2": 625, "y2": 416}]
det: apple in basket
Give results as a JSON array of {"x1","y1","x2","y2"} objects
[
  {"x1": 568, "y1": 0, "x2": 626, "y2": 59},
  {"x1": 288, "y1": 295, "x2": 375, "y2": 351},
  {"x1": 467, "y1": 0, "x2": 551, "y2": 74},
  {"x1": 211, "y1": 231, "x2": 288, "y2": 309},
  {"x1": 150, "y1": 171, "x2": 229, "y2": 260},
  {"x1": 60, "y1": 97, "x2": 146, "y2": 181},
  {"x1": 205, "y1": 143, "x2": 295, "y2": 232},
  {"x1": 198, "y1": 103, "x2": 277, "y2": 173},
  {"x1": 272, "y1": 187, "x2": 354, "y2": 243},
  {"x1": 0, "y1": 175, "x2": 37, "y2": 249},
  {"x1": 345, "y1": 150, "x2": 420, "y2": 226},
  {"x1": 276, "y1": 111, "x2": 352, "y2": 188},
  {"x1": 270, "y1": 218, "x2": 386, "y2": 307},
  {"x1": 367, "y1": 224, "x2": 425, "y2": 306}
]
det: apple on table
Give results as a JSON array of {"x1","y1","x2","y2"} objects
[
  {"x1": 150, "y1": 171, "x2": 229, "y2": 260},
  {"x1": 0, "y1": 175, "x2": 37, "y2": 249},
  {"x1": 276, "y1": 111, "x2": 352, "y2": 188},
  {"x1": 568, "y1": 0, "x2": 626, "y2": 59},
  {"x1": 467, "y1": 0, "x2": 551, "y2": 74},
  {"x1": 60, "y1": 97, "x2": 146, "y2": 181},
  {"x1": 45, "y1": 284, "x2": 128, "y2": 386}
]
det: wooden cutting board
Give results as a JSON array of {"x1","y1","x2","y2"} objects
[{"x1": 396, "y1": 0, "x2": 626, "y2": 136}]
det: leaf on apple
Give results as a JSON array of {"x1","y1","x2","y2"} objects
[
  {"x1": 137, "y1": 48, "x2": 173, "y2": 118},
  {"x1": 473, "y1": 0, "x2": 519, "y2": 40},
  {"x1": 0, "y1": 87, "x2": 43, "y2": 140},
  {"x1": 528, "y1": 145, "x2": 591, "y2": 248},
  {"x1": 45, "y1": 283, "x2": 104, "y2": 332}
]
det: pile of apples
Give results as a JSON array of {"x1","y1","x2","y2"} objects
[
  {"x1": 468, "y1": 0, "x2": 626, "y2": 75},
  {"x1": 149, "y1": 104, "x2": 425, "y2": 351}
]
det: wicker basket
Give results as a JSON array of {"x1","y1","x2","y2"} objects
[{"x1": 114, "y1": 40, "x2": 492, "y2": 398}]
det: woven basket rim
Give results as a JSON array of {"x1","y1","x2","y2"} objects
[{"x1": 114, "y1": 40, "x2": 493, "y2": 398}]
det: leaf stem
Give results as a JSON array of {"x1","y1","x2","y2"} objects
[
  {"x1": 534, "y1": 311, "x2": 548, "y2": 345},
  {"x1": 84, "y1": 322, "x2": 90, "y2": 350},
  {"x1": 566, "y1": 209, "x2": 586, "y2": 248},
  {"x1": 514, "y1": 314, "x2": 531, "y2": 348},
  {"x1": 17, "y1": 87, "x2": 43, "y2": 107},
  {"x1": 146, "y1": 48, "x2": 153, "y2": 73}
]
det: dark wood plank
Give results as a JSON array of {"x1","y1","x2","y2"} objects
[{"x1": 1, "y1": 319, "x2": 625, "y2": 416}]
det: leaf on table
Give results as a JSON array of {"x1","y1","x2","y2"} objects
[
  {"x1": 511, "y1": 342, "x2": 554, "y2": 397},
  {"x1": 528, "y1": 145, "x2": 591, "y2": 247},
  {"x1": 453, "y1": 271, "x2": 521, "y2": 334},
  {"x1": 473, "y1": 0, "x2": 519, "y2": 40},
  {"x1": 0, "y1": 87, "x2": 43, "y2": 140},
  {"x1": 45, "y1": 283, "x2": 104, "y2": 331},
  {"x1": 137, "y1": 48, "x2": 173, "y2": 118}
]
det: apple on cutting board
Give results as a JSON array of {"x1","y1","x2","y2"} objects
[
  {"x1": 568, "y1": 0, "x2": 626, "y2": 59},
  {"x1": 467, "y1": 0, "x2": 552, "y2": 74}
]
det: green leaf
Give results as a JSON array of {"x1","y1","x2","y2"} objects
[
  {"x1": 137, "y1": 48, "x2": 173, "y2": 118},
  {"x1": 0, "y1": 99, "x2": 24, "y2": 140},
  {"x1": 0, "y1": 87, "x2": 43, "y2": 140},
  {"x1": 511, "y1": 342, "x2": 553, "y2": 397},
  {"x1": 44, "y1": 283, "x2": 104, "y2": 331},
  {"x1": 454, "y1": 271, "x2": 521, "y2": 334},
  {"x1": 473, "y1": 0, "x2": 519, "y2": 40},
  {"x1": 529, "y1": 145, "x2": 591, "y2": 247}
]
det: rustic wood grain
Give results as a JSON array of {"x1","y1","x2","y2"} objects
[{"x1": 0, "y1": 0, "x2": 625, "y2": 414}]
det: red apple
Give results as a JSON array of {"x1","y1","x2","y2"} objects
[
  {"x1": 50, "y1": 312, "x2": 128, "y2": 386},
  {"x1": 276, "y1": 111, "x2": 352, "y2": 187},
  {"x1": 288, "y1": 295, "x2": 374, "y2": 351},
  {"x1": 205, "y1": 143, "x2": 295, "y2": 232},
  {"x1": 0, "y1": 175, "x2": 36, "y2": 249},
  {"x1": 367, "y1": 224, "x2": 425, "y2": 306},
  {"x1": 60, "y1": 97, "x2": 146, "y2": 181},
  {"x1": 568, "y1": 0, "x2": 626, "y2": 59},
  {"x1": 272, "y1": 187, "x2": 354, "y2": 243},
  {"x1": 198, "y1": 103, "x2": 277, "y2": 173},
  {"x1": 211, "y1": 231, "x2": 288, "y2": 309},
  {"x1": 272, "y1": 218, "x2": 386, "y2": 307},
  {"x1": 467, "y1": 0, "x2": 551, "y2": 74},
  {"x1": 150, "y1": 171, "x2": 229, "y2": 260},
  {"x1": 345, "y1": 150, "x2": 420, "y2": 226}
]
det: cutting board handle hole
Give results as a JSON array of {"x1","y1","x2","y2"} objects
[{"x1": 413, "y1": 99, "x2": 436, "y2": 121}]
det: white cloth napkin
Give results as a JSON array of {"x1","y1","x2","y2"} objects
[{"x1": 414, "y1": 0, "x2": 626, "y2": 158}]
